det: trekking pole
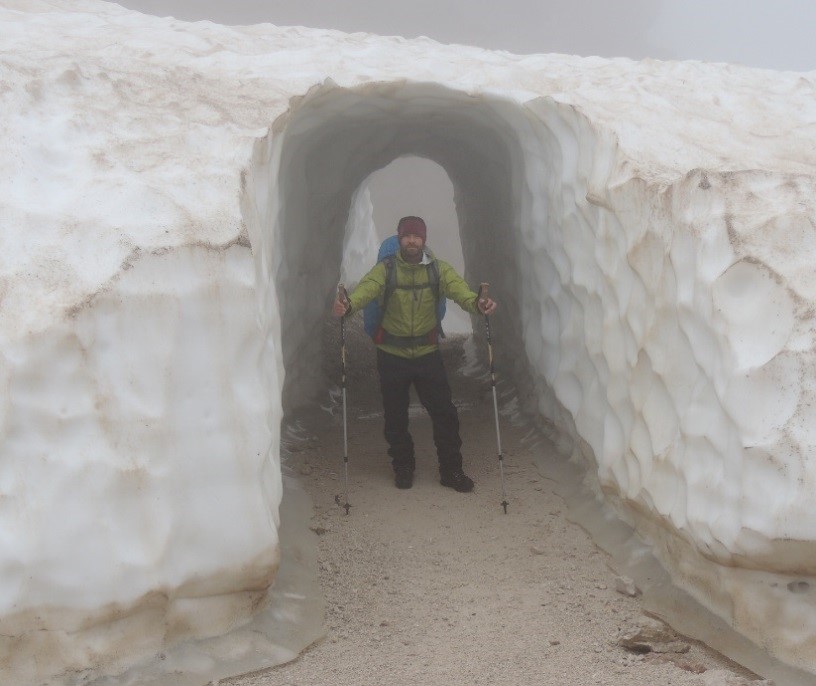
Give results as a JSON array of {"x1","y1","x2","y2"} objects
[
  {"x1": 480, "y1": 283, "x2": 509, "y2": 514},
  {"x1": 335, "y1": 283, "x2": 352, "y2": 515}
]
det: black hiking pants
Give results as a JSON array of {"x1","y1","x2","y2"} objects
[{"x1": 376, "y1": 348, "x2": 463, "y2": 474}]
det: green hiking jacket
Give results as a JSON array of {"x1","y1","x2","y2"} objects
[{"x1": 347, "y1": 249, "x2": 480, "y2": 359}]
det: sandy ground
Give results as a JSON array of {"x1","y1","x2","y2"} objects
[{"x1": 225, "y1": 331, "x2": 765, "y2": 686}]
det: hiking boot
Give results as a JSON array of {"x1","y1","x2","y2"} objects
[
  {"x1": 394, "y1": 467, "x2": 414, "y2": 489},
  {"x1": 440, "y1": 469, "x2": 474, "y2": 493}
]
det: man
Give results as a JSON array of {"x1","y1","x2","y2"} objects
[{"x1": 332, "y1": 216, "x2": 497, "y2": 492}]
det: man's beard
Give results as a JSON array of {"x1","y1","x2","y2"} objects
[{"x1": 401, "y1": 245, "x2": 423, "y2": 262}]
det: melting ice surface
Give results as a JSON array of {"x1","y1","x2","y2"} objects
[{"x1": 1, "y1": 0, "x2": 816, "y2": 683}]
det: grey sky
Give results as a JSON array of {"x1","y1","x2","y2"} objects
[{"x1": 115, "y1": 0, "x2": 814, "y2": 71}]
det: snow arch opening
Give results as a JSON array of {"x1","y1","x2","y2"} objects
[{"x1": 252, "y1": 82, "x2": 533, "y2": 417}]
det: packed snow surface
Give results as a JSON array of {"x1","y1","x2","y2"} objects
[{"x1": 1, "y1": 0, "x2": 815, "y2": 683}]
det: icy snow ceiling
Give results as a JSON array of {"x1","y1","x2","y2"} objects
[{"x1": 2, "y1": 0, "x2": 816, "y2": 682}]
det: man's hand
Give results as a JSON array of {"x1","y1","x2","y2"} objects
[
  {"x1": 478, "y1": 297, "x2": 497, "y2": 316},
  {"x1": 333, "y1": 295, "x2": 350, "y2": 317}
]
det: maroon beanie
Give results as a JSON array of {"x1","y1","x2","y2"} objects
[{"x1": 397, "y1": 216, "x2": 427, "y2": 242}]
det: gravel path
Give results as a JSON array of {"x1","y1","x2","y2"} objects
[{"x1": 225, "y1": 335, "x2": 762, "y2": 686}]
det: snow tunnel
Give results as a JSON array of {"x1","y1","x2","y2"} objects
[
  {"x1": 6, "y1": 6, "x2": 816, "y2": 682},
  {"x1": 1, "y1": 64, "x2": 814, "y2": 686},
  {"x1": 242, "y1": 79, "x2": 816, "y2": 679},
  {"x1": 244, "y1": 82, "x2": 537, "y2": 418}
]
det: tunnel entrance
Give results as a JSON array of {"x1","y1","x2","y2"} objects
[{"x1": 261, "y1": 81, "x2": 532, "y2": 419}]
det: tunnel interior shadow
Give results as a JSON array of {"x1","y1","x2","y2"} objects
[{"x1": 273, "y1": 82, "x2": 534, "y2": 423}]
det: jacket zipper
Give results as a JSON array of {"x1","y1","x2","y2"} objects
[{"x1": 410, "y1": 267, "x2": 417, "y2": 356}]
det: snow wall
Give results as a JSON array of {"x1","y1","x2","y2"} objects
[{"x1": 2, "y1": 1, "x2": 816, "y2": 683}]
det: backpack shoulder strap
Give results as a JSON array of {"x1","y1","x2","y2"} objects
[
  {"x1": 383, "y1": 256, "x2": 397, "y2": 298},
  {"x1": 426, "y1": 260, "x2": 440, "y2": 301},
  {"x1": 426, "y1": 260, "x2": 444, "y2": 337},
  {"x1": 377, "y1": 256, "x2": 397, "y2": 326}
]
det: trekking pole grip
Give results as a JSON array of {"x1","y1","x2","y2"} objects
[
  {"x1": 479, "y1": 282, "x2": 490, "y2": 316},
  {"x1": 338, "y1": 283, "x2": 350, "y2": 315}
]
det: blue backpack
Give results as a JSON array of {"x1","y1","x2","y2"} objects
[{"x1": 363, "y1": 235, "x2": 447, "y2": 342}]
